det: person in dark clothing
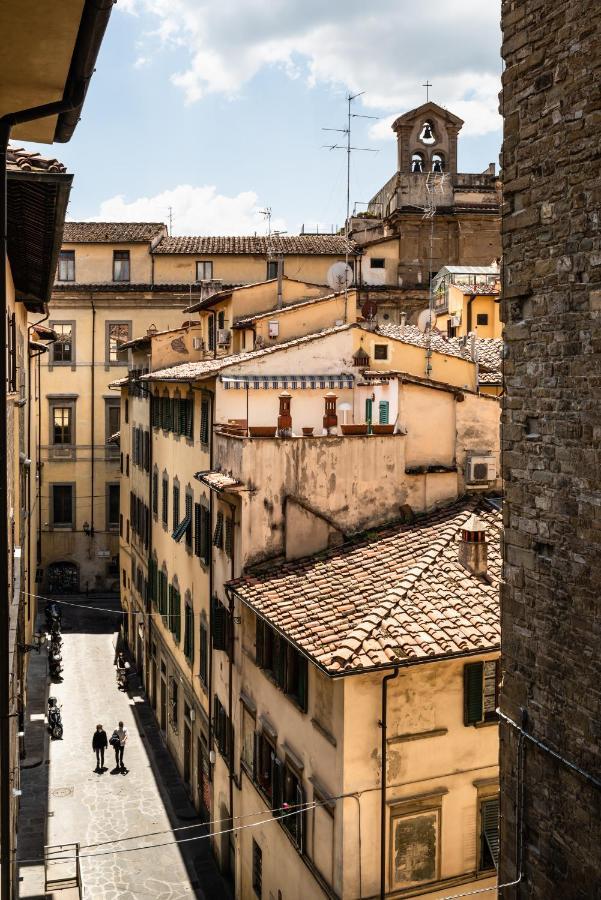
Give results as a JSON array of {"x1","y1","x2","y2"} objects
[
  {"x1": 111, "y1": 721, "x2": 128, "y2": 772},
  {"x1": 92, "y1": 724, "x2": 108, "y2": 771}
]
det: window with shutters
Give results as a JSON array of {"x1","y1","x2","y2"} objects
[
  {"x1": 194, "y1": 503, "x2": 202, "y2": 557},
  {"x1": 378, "y1": 400, "x2": 390, "y2": 425},
  {"x1": 162, "y1": 475, "x2": 168, "y2": 527},
  {"x1": 464, "y1": 659, "x2": 500, "y2": 726},
  {"x1": 255, "y1": 618, "x2": 308, "y2": 712},
  {"x1": 252, "y1": 840, "x2": 262, "y2": 898},
  {"x1": 184, "y1": 600, "x2": 194, "y2": 663},
  {"x1": 170, "y1": 583, "x2": 181, "y2": 643},
  {"x1": 225, "y1": 516, "x2": 233, "y2": 558},
  {"x1": 254, "y1": 731, "x2": 276, "y2": 801},
  {"x1": 173, "y1": 482, "x2": 180, "y2": 529},
  {"x1": 241, "y1": 703, "x2": 256, "y2": 773},
  {"x1": 365, "y1": 397, "x2": 373, "y2": 426},
  {"x1": 169, "y1": 676, "x2": 179, "y2": 731},
  {"x1": 200, "y1": 397, "x2": 210, "y2": 445},
  {"x1": 212, "y1": 597, "x2": 231, "y2": 656},
  {"x1": 282, "y1": 762, "x2": 305, "y2": 850},
  {"x1": 201, "y1": 506, "x2": 211, "y2": 563},
  {"x1": 143, "y1": 431, "x2": 150, "y2": 471},
  {"x1": 213, "y1": 511, "x2": 224, "y2": 548},
  {"x1": 152, "y1": 395, "x2": 160, "y2": 429},
  {"x1": 200, "y1": 615, "x2": 208, "y2": 686},
  {"x1": 152, "y1": 469, "x2": 159, "y2": 517},
  {"x1": 185, "y1": 493, "x2": 193, "y2": 549},
  {"x1": 390, "y1": 804, "x2": 440, "y2": 890},
  {"x1": 213, "y1": 695, "x2": 233, "y2": 766},
  {"x1": 479, "y1": 796, "x2": 499, "y2": 871}
]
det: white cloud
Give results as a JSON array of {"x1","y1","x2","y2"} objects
[
  {"x1": 119, "y1": 0, "x2": 502, "y2": 135},
  {"x1": 86, "y1": 184, "x2": 287, "y2": 236}
]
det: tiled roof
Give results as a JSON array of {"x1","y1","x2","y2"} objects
[
  {"x1": 478, "y1": 372, "x2": 502, "y2": 386},
  {"x1": 183, "y1": 277, "x2": 325, "y2": 314},
  {"x1": 52, "y1": 281, "x2": 238, "y2": 294},
  {"x1": 7, "y1": 146, "x2": 66, "y2": 174},
  {"x1": 473, "y1": 338, "x2": 503, "y2": 373},
  {"x1": 233, "y1": 292, "x2": 339, "y2": 326},
  {"x1": 230, "y1": 498, "x2": 501, "y2": 674},
  {"x1": 372, "y1": 323, "x2": 469, "y2": 360},
  {"x1": 141, "y1": 324, "x2": 355, "y2": 383},
  {"x1": 153, "y1": 234, "x2": 357, "y2": 255},
  {"x1": 62, "y1": 222, "x2": 167, "y2": 243}
]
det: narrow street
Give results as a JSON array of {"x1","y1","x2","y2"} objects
[{"x1": 17, "y1": 596, "x2": 229, "y2": 900}]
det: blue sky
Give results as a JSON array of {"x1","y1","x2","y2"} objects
[{"x1": 23, "y1": 0, "x2": 502, "y2": 235}]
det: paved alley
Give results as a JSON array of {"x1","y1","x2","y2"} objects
[{"x1": 18, "y1": 596, "x2": 229, "y2": 900}]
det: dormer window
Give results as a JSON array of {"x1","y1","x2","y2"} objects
[{"x1": 419, "y1": 121, "x2": 436, "y2": 145}]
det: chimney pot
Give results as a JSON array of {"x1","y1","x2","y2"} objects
[
  {"x1": 323, "y1": 392, "x2": 338, "y2": 434},
  {"x1": 277, "y1": 391, "x2": 292, "y2": 436},
  {"x1": 458, "y1": 514, "x2": 487, "y2": 576}
]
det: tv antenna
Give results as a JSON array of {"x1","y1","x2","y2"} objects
[
  {"x1": 322, "y1": 92, "x2": 379, "y2": 321},
  {"x1": 259, "y1": 207, "x2": 272, "y2": 237}
]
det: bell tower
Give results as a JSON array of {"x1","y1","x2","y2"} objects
[{"x1": 392, "y1": 102, "x2": 464, "y2": 176}]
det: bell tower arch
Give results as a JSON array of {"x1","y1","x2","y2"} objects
[{"x1": 392, "y1": 102, "x2": 464, "y2": 175}]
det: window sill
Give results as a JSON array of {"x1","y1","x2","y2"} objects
[{"x1": 474, "y1": 718, "x2": 498, "y2": 729}]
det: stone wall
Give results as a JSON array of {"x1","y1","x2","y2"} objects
[{"x1": 500, "y1": 1, "x2": 601, "y2": 897}]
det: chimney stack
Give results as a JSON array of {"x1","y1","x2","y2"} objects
[
  {"x1": 277, "y1": 391, "x2": 292, "y2": 437},
  {"x1": 458, "y1": 514, "x2": 487, "y2": 577},
  {"x1": 323, "y1": 392, "x2": 338, "y2": 434}
]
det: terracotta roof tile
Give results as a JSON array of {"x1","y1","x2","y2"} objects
[
  {"x1": 62, "y1": 222, "x2": 167, "y2": 243},
  {"x1": 230, "y1": 498, "x2": 501, "y2": 674},
  {"x1": 7, "y1": 146, "x2": 66, "y2": 174},
  {"x1": 153, "y1": 234, "x2": 356, "y2": 256}
]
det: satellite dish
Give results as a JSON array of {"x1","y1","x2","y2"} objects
[
  {"x1": 327, "y1": 262, "x2": 354, "y2": 292},
  {"x1": 417, "y1": 308, "x2": 437, "y2": 333}
]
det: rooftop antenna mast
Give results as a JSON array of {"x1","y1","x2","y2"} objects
[
  {"x1": 260, "y1": 208, "x2": 287, "y2": 308},
  {"x1": 322, "y1": 92, "x2": 378, "y2": 321},
  {"x1": 167, "y1": 206, "x2": 173, "y2": 236}
]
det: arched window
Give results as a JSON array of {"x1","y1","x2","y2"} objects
[
  {"x1": 419, "y1": 121, "x2": 436, "y2": 145},
  {"x1": 432, "y1": 153, "x2": 444, "y2": 173},
  {"x1": 411, "y1": 152, "x2": 425, "y2": 173}
]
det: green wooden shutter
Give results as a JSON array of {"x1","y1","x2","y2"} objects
[
  {"x1": 297, "y1": 655, "x2": 308, "y2": 712},
  {"x1": 201, "y1": 506, "x2": 210, "y2": 563},
  {"x1": 255, "y1": 618, "x2": 265, "y2": 667},
  {"x1": 379, "y1": 400, "x2": 389, "y2": 424},
  {"x1": 295, "y1": 781, "x2": 306, "y2": 852},
  {"x1": 365, "y1": 398, "x2": 373, "y2": 425},
  {"x1": 200, "y1": 398, "x2": 209, "y2": 444},
  {"x1": 481, "y1": 797, "x2": 500, "y2": 869},
  {"x1": 464, "y1": 662, "x2": 484, "y2": 725},
  {"x1": 213, "y1": 601, "x2": 227, "y2": 650},
  {"x1": 174, "y1": 591, "x2": 181, "y2": 643},
  {"x1": 271, "y1": 754, "x2": 283, "y2": 814},
  {"x1": 274, "y1": 634, "x2": 287, "y2": 690}
]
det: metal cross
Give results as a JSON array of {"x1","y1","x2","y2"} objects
[{"x1": 423, "y1": 80, "x2": 432, "y2": 102}]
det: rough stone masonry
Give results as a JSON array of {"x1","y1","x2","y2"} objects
[{"x1": 500, "y1": 1, "x2": 601, "y2": 897}]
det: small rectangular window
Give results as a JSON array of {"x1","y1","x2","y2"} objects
[
  {"x1": 370, "y1": 257, "x2": 385, "y2": 269},
  {"x1": 252, "y1": 840, "x2": 262, "y2": 898},
  {"x1": 52, "y1": 484, "x2": 73, "y2": 527},
  {"x1": 196, "y1": 260, "x2": 213, "y2": 281},
  {"x1": 374, "y1": 344, "x2": 388, "y2": 360},
  {"x1": 464, "y1": 660, "x2": 499, "y2": 725},
  {"x1": 57, "y1": 250, "x2": 75, "y2": 282},
  {"x1": 266, "y1": 260, "x2": 280, "y2": 280},
  {"x1": 477, "y1": 313, "x2": 489, "y2": 326},
  {"x1": 107, "y1": 322, "x2": 130, "y2": 363},
  {"x1": 113, "y1": 250, "x2": 130, "y2": 282},
  {"x1": 107, "y1": 483, "x2": 120, "y2": 529},
  {"x1": 52, "y1": 323, "x2": 73, "y2": 362},
  {"x1": 479, "y1": 796, "x2": 500, "y2": 871},
  {"x1": 52, "y1": 407, "x2": 72, "y2": 445}
]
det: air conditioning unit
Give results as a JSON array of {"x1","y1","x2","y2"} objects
[
  {"x1": 51, "y1": 446, "x2": 74, "y2": 460},
  {"x1": 217, "y1": 329, "x2": 230, "y2": 345},
  {"x1": 192, "y1": 337, "x2": 204, "y2": 350},
  {"x1": 466, "y1": 455, "x2": 496, "y2": 484}
]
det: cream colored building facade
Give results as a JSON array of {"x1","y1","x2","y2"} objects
[{"x1": 117, "y1": 274, "x2": 501, "y2": 898}]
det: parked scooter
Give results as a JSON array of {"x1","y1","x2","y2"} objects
[
  {"x1": 47, "y1": 697, "x2": 63, "y2": 739},
  {"x1": 45, "y1": 601, "x2": 62, "y2": 631},
  {"x1": 48, "y1": 647, "x2": 63, "y2": 680}
]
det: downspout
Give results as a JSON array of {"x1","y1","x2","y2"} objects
[
  {"x1": 90, "y1": 297, "x2": 96, "y2": 557},
  {"x1": 224, "y1": 501, "x2": 237, "y2": 834},
  {"x1": 207, "y1": 392, "x2": 214, "y2": 777},
  {"x1": 0, "y1": 86, "x2": 88, "y2": 900},
  {"x1": 147, "y1": 384, "x2": 153, "y2": 687},
  {"x1": 466, "y1": 294, "x2": 476, "y2": 334},
  {"x1": 379, "y1": 667, "x2": 399, "y2": 900}
]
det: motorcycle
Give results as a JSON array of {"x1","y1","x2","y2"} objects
[
  {"x1": 48, "y1": 648, "x2": 63, "y2": 680},
  {"x1": 47, "y1": 697, "x2": 63, "y2": 740}
]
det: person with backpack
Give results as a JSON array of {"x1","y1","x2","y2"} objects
[
  {"x1": 110, "y1": 720, "x2": 128, "y2": 772},
  {"x1": 92, "y1": 724, "x2": 108, "y2": 771}
]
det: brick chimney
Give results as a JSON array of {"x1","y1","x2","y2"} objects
[
  {"x1": 323, "y1": 392, "x2": 338, "y2": 434},
  {"x1": 458, "y1": 514, "x2": 487, "y2": 577},
  {"x1": 277, "y1": 391, "x2": 292, "y2": 437}
]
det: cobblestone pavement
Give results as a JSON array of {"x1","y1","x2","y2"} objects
[{"x1": 18, "y1": 596, "x2": 230, "y2": 900}]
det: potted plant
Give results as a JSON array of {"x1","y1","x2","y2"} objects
[
  {"x1": 302, "y1": 427, "x2": 314, "y2": 436},
  {"x1": 249, "y1": 426, "x2": 277, "y2": 438},
  {"x1": 340, "y1": 423, "x2": 368, "y2": 435},
  {"x1": 372, "y1": 424, "x2": 395, "y2": 434}
]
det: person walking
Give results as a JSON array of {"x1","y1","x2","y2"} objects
[
  {"x1": 92, "y1": 724, "x2": 108, "y2": 772},
  {"x1": 112, "y1": 720, "x2": 128, "y2": 772}
]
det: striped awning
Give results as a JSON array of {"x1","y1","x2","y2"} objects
[{"x1": 220, "y1": 374, "x2": 354, "y2": 390}]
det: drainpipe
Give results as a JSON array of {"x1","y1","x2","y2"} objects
[
  {"x1": 207, "y1": 392, "x2": 214, "y2": 777},
  {"x1": 466, "y1": 294, "x2": 476, "y2": 334},
  {"x1": 90, "y1": 297, "x2": 96, "y2": 565},
  {"x1": 379, "y1": 667, "x2": 399, "y2": 900},
  {"x1": 0, "y1": 86, "x2": 88, "y2": 900}
]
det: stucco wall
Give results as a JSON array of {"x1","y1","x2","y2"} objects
[
  {"x1": 59, "y1": 242, "x2": 153, "y2": 284},
  {"x1": 154, "y1": 253, "x2": 348, "y2": 287}
]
